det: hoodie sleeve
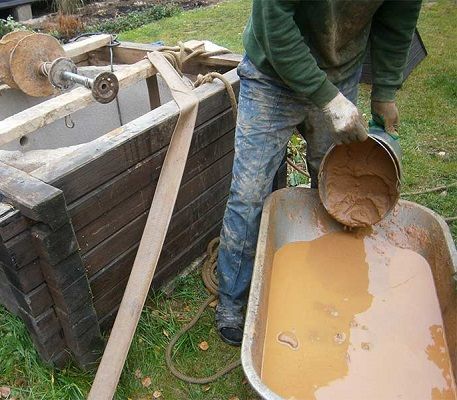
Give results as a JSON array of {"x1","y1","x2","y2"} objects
[
  {"x1": 370, "y1": 0, "x2": 422, "y2": 101},
  {"x1": 248, "y1": 0, "x2": 339, "y2": 108}
]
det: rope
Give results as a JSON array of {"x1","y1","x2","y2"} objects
[
  {"x1": 194, "y1": 72, "x2": 238, "y2": 122},
  {"x1": 154, "y1": 42, "x2": 238, "y2": 123},
  {"x1": 165, "y1": 238, "x2": 242, "y2": 384}
]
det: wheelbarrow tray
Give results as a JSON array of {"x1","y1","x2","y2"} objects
[{"x1": 241, "y1": 187, "x2": 457, "y2": 399}]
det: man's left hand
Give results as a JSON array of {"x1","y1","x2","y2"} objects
[{"x1": 371, "y1": 100, "x2": 399, "y2": 135}]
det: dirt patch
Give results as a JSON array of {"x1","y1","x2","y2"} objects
[{"x1": 24, "y1": 0, "x2": 221, "y2": 40}]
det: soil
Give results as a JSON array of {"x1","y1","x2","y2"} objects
[{"x1": 22, "y1": 0, "x2": 220, "y2": 39}]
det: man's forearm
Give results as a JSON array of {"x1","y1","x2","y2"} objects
[{"x1": 370, "y1": 0, "x2": 422, "y2": 101}]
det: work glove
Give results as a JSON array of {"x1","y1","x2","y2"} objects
[
  {"x1": 371, "y1": 100, "x2": 399, "y2": 135},
  {"x1": 322, "y1": 92, "x2": 368, "y2": 145}
]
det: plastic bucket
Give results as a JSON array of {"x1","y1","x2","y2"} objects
[{"x1": 318, "y1": 123, "x2": 402, "y2": 228}]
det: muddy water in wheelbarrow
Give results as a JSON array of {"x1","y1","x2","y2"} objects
[{"x1": 242, "y1": 188, "x2": 457, "y2": 400}]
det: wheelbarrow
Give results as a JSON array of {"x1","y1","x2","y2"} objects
[{"x1": 241, "y1": 187, "x2": 457, "y2": 399}]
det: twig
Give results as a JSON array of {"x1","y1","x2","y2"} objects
[
  {"x1": 287, "y1": 157, "x2": 310, "y2": 177},
  {"x1": 401, "y1": 182, "x2": 457, "y2": 196},
  {"x1": 445, "y1": 216, "x2": 457, "y2": 223}
]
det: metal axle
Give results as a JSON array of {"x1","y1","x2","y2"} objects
[
  {"x1": 41, "y1": 57, "x2": 119, "y2": 104},
  {"x1": 62, "y1": 70, "x2": 93, "y2": 89}
]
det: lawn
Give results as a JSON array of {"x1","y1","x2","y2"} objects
[{"x1": 0, "y1": 0, "x2": 456, "y2": 399}]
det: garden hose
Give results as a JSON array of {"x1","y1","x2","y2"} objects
[{"x1": 165, "y1": 238, "x2": 241, "y2": 385}]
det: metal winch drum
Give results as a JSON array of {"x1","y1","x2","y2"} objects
[{"x1": 0, "y1": 32, "x2": 119, "y2": 103}]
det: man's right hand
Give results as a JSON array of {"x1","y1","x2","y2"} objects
[{"x1": 322, "y1": 92, "x2": 368, "y2": 145}]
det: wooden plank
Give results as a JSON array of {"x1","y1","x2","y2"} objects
[
  {"x1": 146, "y1": 75, "x2": 161, "y2": 110},
  {"x1": 0, "y1": 267, "x2": 18, "y2": 314},
  {"x1": 2, "y1": 258, "x2": 43, "y2": 293},
  {"x1": 93, "y1": 276, "x2": 128, "y2": 320},
  {"x1": 45, "y1": 277, "x2": 92, "y2": 322},
  {"x1": 153, "y1": 221, "x2": 223, "y2": 288},
  {"x1": 0, "y1": 162, "x2": 68, "y2": 231},
  {"x1": 39, "y1": 252, "x2": 86, "y2": 292},
  {"x1": 0, "y1": 230, "x2": 37, "y2": 269},
  {"x1": 76, "y1": 131, "x2": 234, "y2": 253},
  {"x1": 28, "y1": 327, "x2": 68, "y2": 363},
  {"x1": 30, "y1": 219, "x2": 102, "y2": 364},
  {"x1": 68, "y1": 107, "x2": 234, "y2": 230},
  {"x1": 64, "y1": 34, "x2": 112, "y2": 59},
  {"x1": 83, "y1": 211, "x2": 147, "y2": 277},
  {"x1": 63, "y1": 324, "x2": 102, "y2": 361},
  {"x1": 32, "y1": 68, "x2": 239, "y2": 202},
  {"x1": 89, "y1": 173, "x2": 231, "y2": 299},
  {"x1": 159, "y1": 196, "x2": 228, "y2": 265},
  {"x1": 95, "y1": 41, "x2": 242, "y2": 69},
  {"x1": 94, "y1": 216, "x2": 225, "y2": 320},
  {"x1": 18, "y1": 307, "x2": 61, "y2": 342},
  {"x1": 10, "y1": 282, "x2": 53, "y2": 317},
  {"x1": 69, "y1": 149, "x2": 166, "y2": 231},
  {"x1": 54, "y1": 300, "x2": 99, "y2": 338},
  {"x1": 31, "y1": 223, "x2": 79, "y2": 266},
  {"x1": 0, "y1": 204, "x2": 29, "y2": 242},
  {"x1": 97, "y1": 217, "x2": 223, "y2": 327},
  {"x1": 90, "y1": 244, "x2": 138, "y2": 302},
  {"x1": 77, "y1": 185, "x2": 154, "y2": 254}
]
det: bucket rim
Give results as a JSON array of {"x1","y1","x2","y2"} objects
[{"x1": 318, "y1": 136, "x2": 401, "y2": 227}]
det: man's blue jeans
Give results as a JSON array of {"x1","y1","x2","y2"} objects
[{"x1": 217, "y1": 56, "x2": 362, "y2": 326}]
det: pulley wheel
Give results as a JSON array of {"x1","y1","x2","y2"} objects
[
  {"x1": 0, "y1": 31, "x2": 34, "y2": 88},
  {"x1": 10, "y1": 33, "x2": 65, "y2": 97},
  {"x1": 92, "y1": 72, "x2": 119, "y2": 104}
]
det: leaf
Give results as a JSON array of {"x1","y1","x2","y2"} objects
[
  {"x1": 198, "y1": 341, "x2": 209, "y2": 351},
  {"x1": 163, "y1": 329, "x2": 170, "y2": 338},
  {"x1": 134, "y1": 368, "x2": 143, "y2": 379},
  {"x1": 141, "y1": 376, "x2": 152, "y2": 388},
  {"x1": 202, "y1": 385, "x2": 211, "y2": 392},
  {"x1": 0, "y1": 387, "x2": 11, "y2": 398},
  {"x1": 152, "y1": 390, "x2": 162, "y2": 398}
]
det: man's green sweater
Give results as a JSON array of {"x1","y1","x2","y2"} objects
[{"x1": 243, "y1": 0, "x2": 422, "y2": 108}]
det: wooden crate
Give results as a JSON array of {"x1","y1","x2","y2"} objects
[{"x1": 0, "y1": 36, "x2": 250, "y2": 368}]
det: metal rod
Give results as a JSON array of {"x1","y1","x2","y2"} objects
[{"x1": 61, "y1": 71, "x2": 93, "y2": 89}]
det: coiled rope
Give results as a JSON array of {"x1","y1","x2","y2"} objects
[{"x1": 165, "y1": 238, "x2": 242, "y2": 384}]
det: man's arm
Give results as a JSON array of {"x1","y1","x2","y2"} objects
[
  {"x1": 249, "y1": 0, "x2": 367, "y2": 144},
  {"x1": 249, "y1": 0, "x2": 338, "y2": 108},
  {"x1": 370, "y1": 0, "x2": 422, "y2": 132}
]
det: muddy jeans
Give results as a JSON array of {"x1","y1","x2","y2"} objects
[{"x1": 217, "y1": 56, "x2": 362, "y2": 326}]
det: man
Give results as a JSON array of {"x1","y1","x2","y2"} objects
[{"x1": 216, "y1": 0, "x2": 422, "y2": 345}]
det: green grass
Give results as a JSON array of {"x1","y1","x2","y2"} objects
[
  {"x1": 1, "y1": 0, "x2": 456, "y2": 398},
  {"x1": 119, "y1": 0, "x2": 250, "y2": 52},
  {"x1": 1, "y1": 270, "x2": 253, "y2": 399}
]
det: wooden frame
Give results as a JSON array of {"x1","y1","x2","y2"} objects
[{"x1": 0, "y1": 36, "x2": 253, "y2": 368}]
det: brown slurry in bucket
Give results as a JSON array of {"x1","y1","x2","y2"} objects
[{"x1": 321, "y1": 139, "x2": 398, "y2": 227}]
